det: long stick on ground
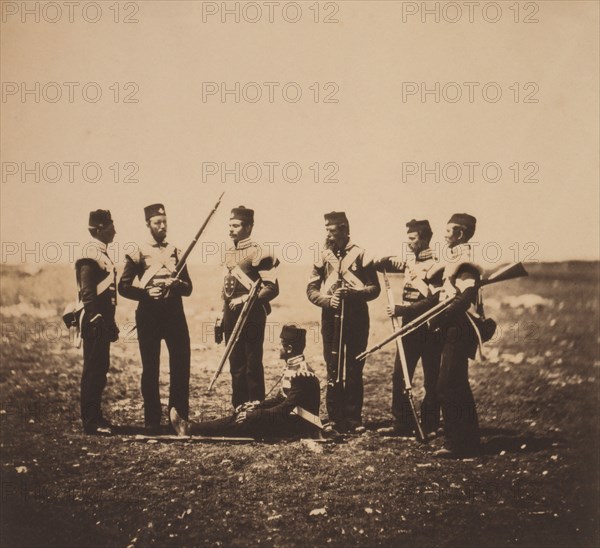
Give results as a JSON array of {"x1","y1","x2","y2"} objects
[{"x1": 383, "y1": 271, "x2": 426, "y2": 442}]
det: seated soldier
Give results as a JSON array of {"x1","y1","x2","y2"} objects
[{"x1": 170, "y1": 324, "x2": 322, "y2": 439}]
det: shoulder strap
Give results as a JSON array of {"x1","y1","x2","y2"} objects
[{"x1": 230, "y1": 265, "x2": 255, "y2": 291}]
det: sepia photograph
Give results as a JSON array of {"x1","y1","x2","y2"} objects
[{"x1": 1, "y1": 1, "x2": 598, "y2": 546}]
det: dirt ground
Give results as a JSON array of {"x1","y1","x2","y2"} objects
[{"x1": 0, "y1": 262, "x2": 598, "y2": 547}]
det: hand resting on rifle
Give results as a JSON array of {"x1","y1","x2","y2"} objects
[
  {"x1": 228, "y1": 294, "x2": 249, "y2": 311},
  {"x1": 330, "y1": 285, "x2": 368, "y2": 309}
]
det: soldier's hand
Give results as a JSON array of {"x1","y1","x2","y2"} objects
[
  {"x1": 386, "y1": 305, "x2": 396, "y2": 318},
  {"x1": 389, "y1": 257, "x2": 405, "y2": 271},
  {"x1": 330, "y1": 295, "x2": 340, "y2": 309},
  {"x1": 146, "y1": 286, "x2": 163, "y2": 299},
  {"x1": 163, "y1": 277, "x2": 181, "y2": 289},
  {"x1": 336, "y1": 287, "x2": 349, "y2": 299},
  {"x1": 235, "y1": 411, "x2": 247, "y2": 424},
  {"x1": 228, "y1": 295, "x2": 248, "y2": 311},
  {"x1": 345, "y1": 286, "x2": 361, "y2": 299}
]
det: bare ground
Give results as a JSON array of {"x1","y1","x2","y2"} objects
[{"x1": 0, "y1": 262, "x2": 598, "y2": 547}]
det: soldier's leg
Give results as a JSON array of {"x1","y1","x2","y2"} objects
[
  {"x1": 165, "y1": 309, "x2": 191, "y2": 421},
  {"x1": 322, "y1": 313, "x2": 344, "y2": 427},
  {"x1": 391, "y1": 330, "x2": 421, "y2": 432},
  {"x1": 224, "y1": 307, "x2": 248, "y2": 408},
  {"x1": 136, "y1": 308, "x2": 163, "y2": 426},
  {"x1": 420, "y1": 327, "x2": 441, "y2": 433},
  {"x1": 80, "y1": 320, "x2": 110, "y2": 431},
  {"x1": 343, "y1": 316, "x2": 369, "y2": 426},
  {"x1": 244, "y1": 306, "x2": 266, "y2": 403},
  {"x1": 437, "y1": 325, "x2": 479, "y2": 452},
  {"x1": 188, "y1": 414, "x2": 251, "y2": 437}
]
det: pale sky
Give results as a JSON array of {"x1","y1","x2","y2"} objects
[{"x1": 1, "y1": 0, "x2": 598, "y2": 265}]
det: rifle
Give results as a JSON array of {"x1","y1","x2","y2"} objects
[
  {"x1": 357, "y1": 262, "x2": 528, "y2": 361},
  {"x1": 331, "y1": 251, "x2": 346, "y2": 385},
  {"x1": 163, "y1": 191, "x2": 225, "y2": 298},
  {"x1": 383, "y1": 271, "x2": 426, "y2": 442},
  {"x1": 207, "y1": 279, "x2": 262, "y2": 391}
]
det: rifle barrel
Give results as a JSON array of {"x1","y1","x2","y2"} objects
[
  {"x1": 207, "y1": 279, "x2": 261, "y2": 391},
  {"x1": 174, "y1": 192, "x2": 225, "y2": 277}
]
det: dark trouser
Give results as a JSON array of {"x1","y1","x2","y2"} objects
[
  {"x1": 223, "y1": 303, "x2": 267, "y2": 408},
  {"x1": 190, "y1": 415, "x2": 249, "y2": 437},
  {"x1": 322, "y1": 308, "x2": 370, "y2": 427},
  {"x1": 136, "y1": 298, "x2": 190, "y2": 426},
  {"x1": 80, "y1": 319, "x2": 111, "y2": 430},
  {"x1": 392, "y1": 325, "x2": 441, "y2": 433},
  {"x1": 437, "y1": 322, "x2": 480, "y2": 452},
  {"x1": 190, "y1": 414, "x2": 308, "y2": 438}
]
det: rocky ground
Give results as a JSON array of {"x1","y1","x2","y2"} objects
[{"x1": 0, "y1": 262, "x2": 598, "y2": 547}]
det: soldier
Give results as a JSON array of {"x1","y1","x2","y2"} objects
[
  {"x1": 118, "y1": 203, "x2": 192, "y2": 433},
  {"x1": 374, "y1": 219, "x2": 442, "y2": 435},
  {"x1": 219, "y1": 206, "x2": 279, "y2": 409},
  {"x1": 171, "y1": 324, "x2": 321, "y2": 439},
  {"x1": 307, "y1": 211, "x2": 380, "y2": 434},
  {"x1": 76, "y1": 210, "x2": 119, "y2": 434},
  {"x1": 398, "y1": 213, "x2": 482, "y2": 458}
]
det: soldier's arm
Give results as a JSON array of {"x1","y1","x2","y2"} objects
[
  {"x1": 370, "y1": 256, "x2": 406, "y2": 273},
  {"x1": 395, "y1": 293, "x2": 439, "y2": 318},
  {"x1": 348, "y1": 260, "x2": 381, "y2": 302},
  {"x1": 118, "y1": 255, "x2": 145, "y2": 301},
  {"x1": 171, "y1": 264, "x2": 193, "y2": 297},
  {"x1": 255, "y1": 393, "x2": 285, "y2": 409},
  {"x1": 306, "y1": 263, "x2": 332, "y2": 308},
  {"x1": 438, "y1": 268, "x2": 480, "y2": 319},
  {"x1": 78, "y1": 260, "x2": 101, "y2": 318},
  {"x1": 257, "y1": 255, "x2": 280, "y2": 303},
  {"x1": 247, "y1": 383, "x2": 303, "y2": 421},
  {"x1": 257, "y1": 276, "x2": 278, "y2": 303}
]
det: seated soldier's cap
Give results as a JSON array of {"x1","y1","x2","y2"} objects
[
  {"x1": 88, "y1": 209, "x2": 113, "y2": 229},
  {"x1": 324, "y1": 211, "x2": 348, "y2": 225},
  {"x1": 448, "y1": 213, "x2": 476, "y2": 229},
  {"x1": 230, "y1": 206, "x2": 254, "y2": 224},
  {"x1": 144, "y1": 203, "x2": 166, "y2": 221},
  {"x1": 280, "y1": 323, "x2": 306, "y2": 346},
  {"x1": 406, "y1": 219, "x2": 432, "y2": 233}
]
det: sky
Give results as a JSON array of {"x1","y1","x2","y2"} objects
[{"x1": 1, "y1": 0, "x2": 598, "y2": 266}]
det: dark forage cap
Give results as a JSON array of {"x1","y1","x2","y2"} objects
[
  {"x1": 144, "y1": 203, "x2": 166, "y2": 221},
  {"x1": 324, "y1": 211, "x2": 348, "y2": 225},
  {"x1": 406, "y1": 219, "x2": 432, "y2": 233},
  {"x1": 280, "y1": 323, "x2": 307, "y2": 346},
  {"x1": 448, "y1": 213, "x2": 476, "y2": 229},
  {"x1": 230, "y1": 206, "x2": 254, "y2": 224},
  {"x1": 88, "y1": 209, "x2": 113, "y2": 229}
]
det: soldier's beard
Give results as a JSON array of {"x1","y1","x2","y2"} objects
[
  {"x1": 152, "y1": 229, "x2": 167, "y2": 243},
  {"x1": 324, "y1": 236, "x2": 347, "y2": 253}
]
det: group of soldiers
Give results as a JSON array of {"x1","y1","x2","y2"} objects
[{"x1": 76, "y1": 204, "x2": 483, "y2": 459}]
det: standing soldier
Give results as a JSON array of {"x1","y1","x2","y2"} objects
[
  {"x1": 219, "y1": 206, "x2": 279, "y2": 409},
  {"x1": 398, "y1": 213, "x2": 482, "y2": 457},
  {"x1": 307, "y1": 211, "x2": 380, "y2": 434},
  {"x1": 76, "y1": 210, "x2": 119, "y2": 435},
  {"x1": 374, "y1": 219, "x2": 442, "y2": 436},
  {"x1": 118, "y1": 204, "x2": 193, "y2": 433}
]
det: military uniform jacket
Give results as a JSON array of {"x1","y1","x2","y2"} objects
[
  {"x1": 376, "y1": 248, "x2": 438, "y2": 304},
  {"x1": 307, "y1": 241, "x2": 380, "y2": 314},
  {"x1": 222, "y1": 237, "x2": 279, "y2": 314},
  {"x1": 247, "y1": 356, "x2": 321, "y2": 429},
  {"x1": 408, "y1": 243, "x2": 482, "y2": 355},
  {"x1": 75, "y1": 242, "x2": 117, "y2": 323},
  {"x1": 118, "y1": 239, "x2": 192, "y2": 302}
]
